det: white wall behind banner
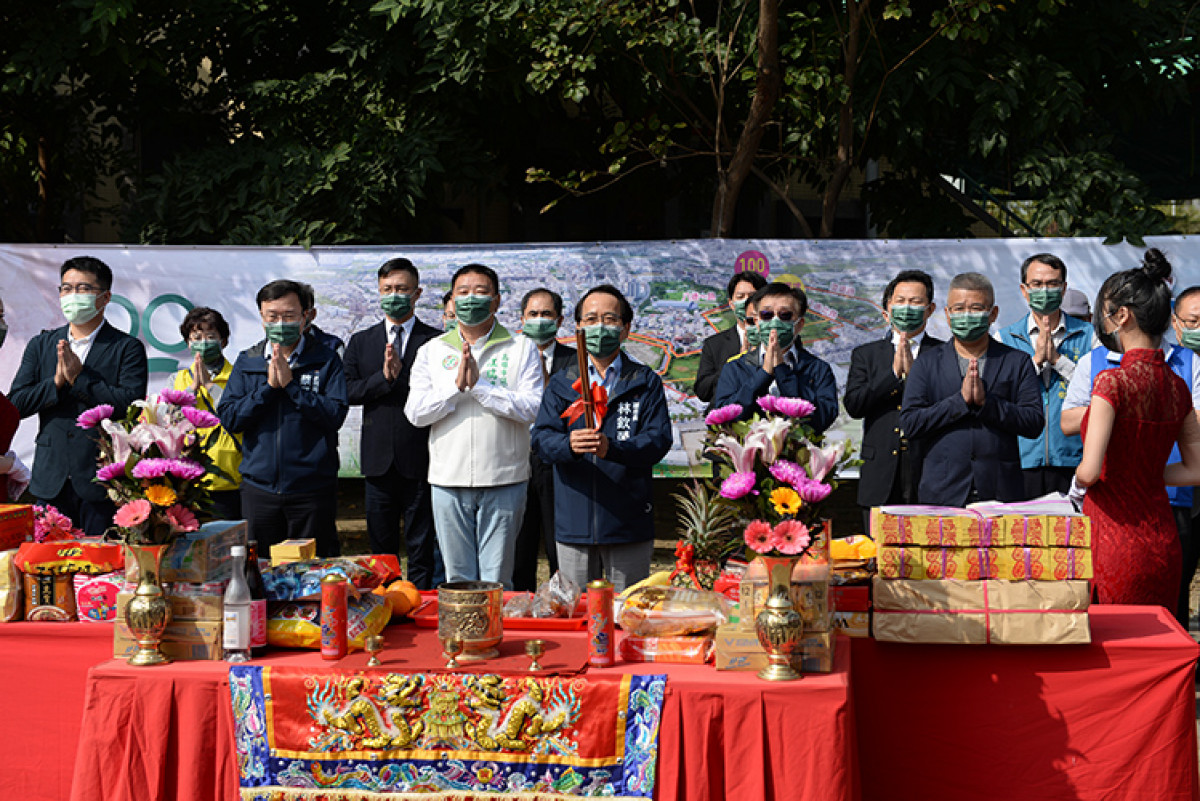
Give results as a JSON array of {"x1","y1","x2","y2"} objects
[{"x1": 2, "y1": 237, "x2": 1197, "y2": 480}]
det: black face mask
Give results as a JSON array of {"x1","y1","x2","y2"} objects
[{"x1": 1098, "y1": 328, "x2": 1121, "y2": 354}]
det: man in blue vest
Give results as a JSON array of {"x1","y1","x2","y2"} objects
[
  {"x1": 1061, "y1": 286, "x2": 1200, "y2": 627},
  {"x1": 996, "y1": 254, "x2": 1094, "y2": 497}
]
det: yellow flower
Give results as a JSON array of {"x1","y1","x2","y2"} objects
[
  {"x1": 770, "y1": 487, "x2": 802, "y2": 516},
  {"x1": 144, "y1": 484, "x2": 177, "y2": 507}
]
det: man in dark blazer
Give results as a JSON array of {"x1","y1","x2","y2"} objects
[
  {"x1": 512, "y1": 288, "x2": 576, "y2": 591},
  {"x1": 9, "y1": 256, "x2": 148, "y2": 535},
  {"x1": 901, "y1": 272, "x2": 1043, "y2": 507},
  {"x1": 844, "y1": 270, "x2": 943, "y2": 533},
  {"x1": 344, "y1": 258, "x2": 443, "y2": 588},
  {"x1": 693, "y1": 271, "x2": 767, "y2": 402},
  {"x1": 710, "y1": 282, "x2": 839, "y2": 434}
]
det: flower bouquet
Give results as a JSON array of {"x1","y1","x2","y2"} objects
[
  {"x1": 702, "y1": 395, "x2": 854, "y2": 560},
  {"x1": 78, "y1": 390, "x2": 217, "y2": 546},
  {"x1": 33, "y1": 504, "x2": 84, "y2": 543}
]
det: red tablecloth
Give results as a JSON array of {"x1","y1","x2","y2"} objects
[
  {"x1": 69, "y1": 625, "x2": 858, "y2": 801},
  {"x1": 852, "y1": 605, "x2": 1200, "y2": 801},
  {"x1": 0, "y1": 622, "x2": 114, "y2": 801}
]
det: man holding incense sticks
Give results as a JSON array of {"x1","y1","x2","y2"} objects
[{"x1": 532, "y1": 284, "x2": 672, "y2": 592}]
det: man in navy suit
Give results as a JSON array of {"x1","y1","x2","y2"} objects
[
  {"x1": 344, "y1": 259, "x2": 443, "y2": 589},
  {"x1": 9, "y1": 256, "x2": 148, "y2": 535},
  {"x1": 693, "y1": 271, "x2": 767, "y2": 402},
  {"x1": 710, "y1": 282, "x2": 839, "y2": 434},
  {"x1": 901, "y1": 272, "x2": 1043, "y2": 506},
  {"x1": 844, "y1": 270, "x2": 943, "y2": 531},
  {"x1": 512, "y1": 288, "x2": 576, "y2": 591}
]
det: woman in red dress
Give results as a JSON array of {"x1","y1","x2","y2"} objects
[{"x1": 1076, "y1": 250, "x2": 1200, "y2": 607}]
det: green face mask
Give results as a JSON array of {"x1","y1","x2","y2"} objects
[
  {"x1": 454, "y1": 295, "x2": 493, "y2": 327},
  {"x1": 1027, "y1": 287, "x2": 1063, "y2": 314},
  {"x1": 889, "y1": 304, "x2": 927, "y2": 335},
  {"x1": 584, "y1": 324, "x2": 623, "y2": 357},
  {"x1": 188, "y1": 339, "x2": 222, "y2": 362},
  {"x1": 265, "y1": 321, "x2": 302, "y2": 347},
  {"x1": 444, "y1": 316, "x2": 457, "y2": 332},
  {"x1": 948, "y1": 311, "x2": 991, "y2": 342},
  {"x1": 522, "y1": 317, "x2": 559, "y2": 345},
  {"x1": 61, "y1": 293, "x2": 101, "y2": 325},
  {"x1": 381, "y1": 293, "x2": 413, "y2": 320},
  {"x1": 1180, "y1": 327, "x2": 1200, "y2": 353},
  {"x1": 732, "y1": 299, "x2": 749, "y2": 323},
  {"x1": 758, "y1": 317, "x2": 796, "y2": 350},
  {"x1": 744, "y1": 323, "x2": 761, "y2": 349}
]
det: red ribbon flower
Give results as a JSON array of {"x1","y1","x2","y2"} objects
[{"x1": 560, "y1": 378, "x2": 608, "y2": 427}]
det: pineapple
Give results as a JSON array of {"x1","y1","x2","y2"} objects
[{"x1": 672, "y1": 481, "x2": 741, "y2": 589}]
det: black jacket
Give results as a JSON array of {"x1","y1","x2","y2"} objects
[{"x1": 693, "y1": 326, "x2": 743, "y2": 402}]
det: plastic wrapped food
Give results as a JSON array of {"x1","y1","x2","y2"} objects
[
  {"x1": 531, "y1": 571, "x2": 581, "y2": 618},
  {"x1": 263, "y1": 556, "x2": 400, "y2": 601},
  {"x1": 617, "y1": 586, "x2": 732, "y2": 637},
  {"x1": 619, "y1": 634, "x2": 714, "y2": 664},
  {"x1": 267, "y1": 592, "x2": 391, "y2": 650},
  {"x1": 503, "y1": 592, "x2": 534, "y2": 618}
]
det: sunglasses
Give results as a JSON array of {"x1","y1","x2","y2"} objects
[{"x1": 756, "y1": 309, "x2": 797, "y2": 322}]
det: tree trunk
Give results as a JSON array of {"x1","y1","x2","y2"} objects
[
  {"x1": 36, "y1": 134, "x2": 50, "y2": 242},
  {"x1": 820, "y1": 0, "x2": 866, "y2": 238},
  {"x1": 710, "y1": 0, "x2": 781, "y2": 238}
]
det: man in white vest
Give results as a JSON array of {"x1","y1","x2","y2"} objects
[{"x1": 405, "y1": 264, "x2": 543, "y2": 588}]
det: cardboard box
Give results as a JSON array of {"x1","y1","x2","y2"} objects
[
  {"x1": 113, "y1": 619, "x2": 223, "y2": 661},
  {"x1": 714, "y1": 624, "x2": 834, "y2": 672},
  {"x1": 270, "y1": 538, "x2": 316, "y2": 566},
  {"x1": 127, "y1": 520, "x2": 247, "y2": 584},
  {"x1": 871, "y1": 577, "x2": 1090, "y2": 645},
  {"x1": 832, "y1": 610, "x2": 871, "y2": 637},
  {"x1": 24, "y1": 573, "x2": 76, "y2": 621},
  {"x1": 0, "y1": 505, "x2": 33, "y2": 551},
  {"x1": 116, "y1": 589, "x2": 224, "y2": 622}
]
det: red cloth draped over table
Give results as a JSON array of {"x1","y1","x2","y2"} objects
[
  {"x1": 229, "y1": 666, "x2": 665, "y2": 800},
  {"x1": 852, "y1": 605, "x2": 1200, "y2": 801}
]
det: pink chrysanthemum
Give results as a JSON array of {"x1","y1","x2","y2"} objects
[
  {"x1": 771, "y1": 520, "x2": 812, "y2": 555},
  {"x1": 705, "y1": 403, "x2": 744, "y2": 426},
  {"x1": 769, "y1": 459, "x2": 807, "y2": 486},
  {"x1": 756, "y1": 395, "x2": 778, "y2": 414},
  {"x1": 113, "y1": 499, "x2": 152, "y2": 529},
  {"x1": 76, "y1": 404, "x2": 114, "y2": 429},
  {"x1": 131, "y1": 458, "x2": 171, "y2": 480},
  {"x1": 166, "y1": 459, "x2": 206, "y2": 481},
  {"x1": 96, "y1": 463, "x2": 127, "y2": 482},
  {"x1": 774, "y1": 397, "x2": 816, "y2": 419},
  {"x1": 719, "y1": 471, "x2": 758, "y2": 500},
  {"x1": 159, "y1": 389, "x2": 196, "y2": 407},
  {"x1": 795, "y1": 477, "x2": 833, "y2": 504},
  {"x1": 182, "y1": 407, "x2": 220, "y2": 429},
  {"x1": 165, "y1": 504, "x2": 200, "y2": 533},
  {"x1": 744, "y1": 520, "x2": 774, "y2": 554}
]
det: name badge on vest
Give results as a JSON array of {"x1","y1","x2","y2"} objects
[
  {"x1": 615, "y1": 400, "x2": 640, "y2": 441},
  {"x1": 299, "y1": 371, "x2": 320, "y2": 392}
]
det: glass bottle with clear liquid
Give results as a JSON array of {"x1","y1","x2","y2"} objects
[{"x1": 223, "y1": 545, "x2": 252, "y2": 663}]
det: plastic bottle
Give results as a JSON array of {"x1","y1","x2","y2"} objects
[
  {"x1": 223, "y1": 545, "x2": 251, "y2": 663},
  {"x1": 246, "y1": 542, "x2": 269, "y2": 658}
]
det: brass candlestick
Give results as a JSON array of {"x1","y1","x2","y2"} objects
[
  {"x1": 525, "y1": 639, "x2": 545, "y2": 671},
  {"x1": 442, "y1": 635, "x2": 464, "y2": 669},
  {"x1": 364, "y1": 634, "x2": 384, "y2": 667}
]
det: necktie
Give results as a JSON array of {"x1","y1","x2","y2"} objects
[{"x1": 391, "y1": 325, "x2": 403, "y2": 359}]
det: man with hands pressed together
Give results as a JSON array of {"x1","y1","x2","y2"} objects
[
  {"x1": 709, "y1": 282, "x2": 839, "y2": 433},
  {"x1": 693, "y1": 271, "x2": 767, "y2": 402},
  {"x1": 901, "y1": 272, "x2": 1043, "y2": 506},
  {"x1": 217, "y1": 280, "x2": 348, "y2": 555},
  {"x1": 10, "y1": 256, "x2": 148, "y2": 535},
  {"x1": 997, "y1": 254, "x2": 1093, "y2": 497},
  {"x1": 405, "y1": 264, "x2": 543, "y2": 588},
  {"x1": 344, "y1": 258, "x2": 442, "y2": 589},
  {"x1": 532, "y1": 285, "x2": 672, "y2": 592},
  {"x1": 844, "y1": 270, "x2": 943, "y2": 531}
]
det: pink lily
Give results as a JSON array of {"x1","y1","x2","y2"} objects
[
  {"x1": 101, "y1": 419, "x2": 134, "y2": 463},
  {"x1": 805, "y1": 439, "x2": 844, "y2": 482},
  {"x1": 710, "y1": 434, "x2": 761, "y2": 474},
  {"x1": 745, "y1": 416, "x2": 791, "y2": 465}
]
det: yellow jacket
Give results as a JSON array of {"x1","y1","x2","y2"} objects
[{"x1": 172, "y1": 360, "x2": 243, "y2": 492}]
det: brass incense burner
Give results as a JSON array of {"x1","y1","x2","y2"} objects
[{"x1": 437, "y1": 581, "x2": 503, "y2": 661}]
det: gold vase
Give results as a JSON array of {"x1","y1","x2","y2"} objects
[
  {"x1": 754, "y1": 555, "x2": 804, "y2": 681},
  {"x1": 125, "y1": 543, "x2": 172, "y2": 666}
]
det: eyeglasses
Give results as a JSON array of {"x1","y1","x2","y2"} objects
[
  {"x1": 262, "y1": 313, "x2": 303, "y2": 324},
  {"x1": 580, "y1": 314, "x2": 622, "y2": 326},
  {"x1": 1024, "y1": 280, "x2": 1064, "y2": 290},
  {"x1": 947, "y1": 305, "x2": 990, "y2": 315},
  {"x1": 58, "y1": 283, "x2": 101, "y2": 295},
  {"x1": 756, "y1": 309, "x2": 797, "y2": 322}
]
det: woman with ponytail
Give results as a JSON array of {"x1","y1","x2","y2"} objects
[{"x1": 1076, "y1": 249, "x2": 1200, "y2": 606}]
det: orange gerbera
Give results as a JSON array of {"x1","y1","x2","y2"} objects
[
  {"x1": 769, "y1": 487, "x2": 802, "y2": 516},
  {"x1": 144, "y1": 484, "x2": 177, "y2": 507}
]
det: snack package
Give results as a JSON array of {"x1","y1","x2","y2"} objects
[
  {"x1": 617, "y1": 586, "x2": 732, "y2": 637},
  {"x1": 267, "y1": 592, "x2": 391, "y2": 650},
  {"x1": 74, "y1": 571, "x2": 123, "y2": 622},
  {"x1": 619, "y1": 634, "x2": 714, "y2": 664},
  {"x1": 263, "y1": 556, "x2": 400, "y2": 601},
  {"x1": 0, "y1": 548, "x2": 21, "y2": 622},
  {"x1": 531, "y1": 571, "x2": 582, "y2": 618}
]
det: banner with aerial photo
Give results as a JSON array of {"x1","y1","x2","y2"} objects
[{"x1": 3, "y1": 237, "x2": 1198, "y2": 477}]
